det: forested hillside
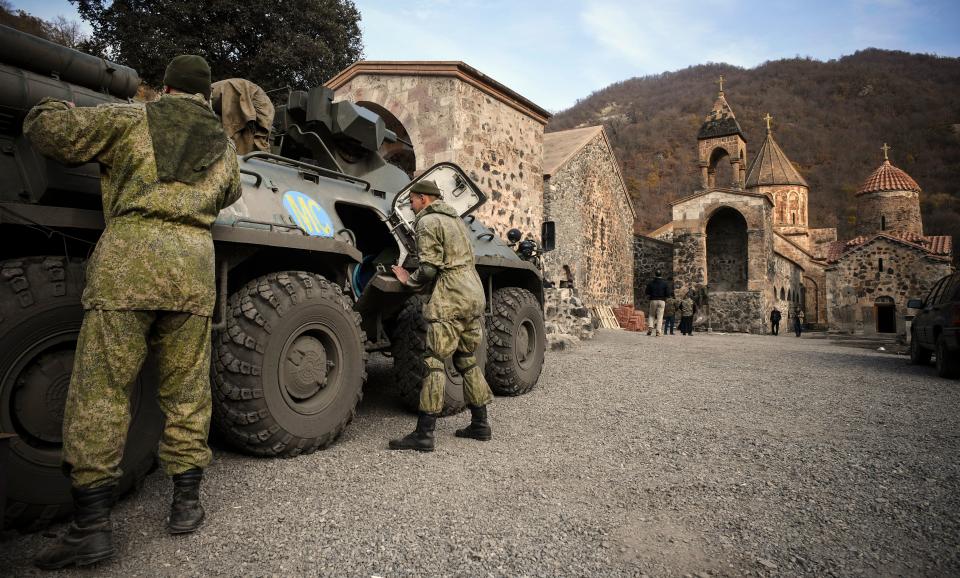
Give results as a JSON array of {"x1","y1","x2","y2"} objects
[{"x1": 548, "y1": 50, "x2": 960, "y2": 244}]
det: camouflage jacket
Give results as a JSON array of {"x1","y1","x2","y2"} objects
[
  {"x1": 410, "y1": 200, "x2": 485, "y2": 321},
  {"x1": 24, "y1": 94, "x2": 242, "y2": 316}
]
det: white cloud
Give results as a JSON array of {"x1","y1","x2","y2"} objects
[{"x1": 579, "y1": 0, "x2": 768, "y2": 73}]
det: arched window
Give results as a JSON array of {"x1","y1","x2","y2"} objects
[
  {"x1": 881, "y1": 215, "x2": 886, "y2": 231},
  {"x1": 878, "y1": 258, "x2": 884, "y2": 272},
  {"x1": 773, "y1": 286, "x2": 778, "y2": 299},
  {"x1": 780, "y1": 287, "x2": 785, "y2": 300},
  {"x1": 788, "y1": 289, "x2": 792, "y2": 302}
]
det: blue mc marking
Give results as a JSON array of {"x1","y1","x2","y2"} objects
[{"x1": 282, "y1": 191, "x2": 335, "y2": 237}]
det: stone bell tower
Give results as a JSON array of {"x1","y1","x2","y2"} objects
[{"x1": 697, "y1": 76, "x2": 747, "y2": 189}]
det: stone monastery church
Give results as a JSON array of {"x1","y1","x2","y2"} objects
[
  {"x1": 325, "y1": 61, "x2": 952, "y2": 336},
  {"x1": 635, "y1": 83, "x2": 953, "y2": 335}
]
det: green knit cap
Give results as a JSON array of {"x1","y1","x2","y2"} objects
[
  {"x1": 411, "y1": 179, "x2": 443, "y2": 197},
  {"x1": 163, "y1": 54, "x2": 212, "y2": 99}
]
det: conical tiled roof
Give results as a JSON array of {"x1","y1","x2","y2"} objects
[
  {"x1": 744, "y1": 129, "x2": 807, "y2": 188},
  {"x1": 856, "y1": 160, "x2": 920, "y2": 196},
  {"x1": 697, "y1": 93, "x2": 745, "y2": 140}
]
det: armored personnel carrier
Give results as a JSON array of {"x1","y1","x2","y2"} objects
[{"x1": 0, "y1": 25, "x2": 550, "y2": 529}]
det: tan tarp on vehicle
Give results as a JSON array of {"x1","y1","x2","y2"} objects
[{"x1": 211, "y1": 78, "x2": 274, "y2": 155}]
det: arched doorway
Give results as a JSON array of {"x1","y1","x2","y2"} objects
[
  {"x1": 706, "y1": 207, "x2": 748, "y2": 292},
  {"x1": 875, "y1": 296, "x2": 896, "y2": 333},
  {"x1": 356, "y1": 101, "x2": 416, "y2": 177}
]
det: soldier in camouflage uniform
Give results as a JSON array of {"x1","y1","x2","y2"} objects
[
  {"x1": 24, "y1": 55, "x2": 242, "y2": 569},
  {"x1": 389, "y1": 179, "x2": 494, "y2": 452}
]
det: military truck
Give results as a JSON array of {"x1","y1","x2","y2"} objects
[{"x1": 0, "y1": 25, "x2": 551, "y2": 529}]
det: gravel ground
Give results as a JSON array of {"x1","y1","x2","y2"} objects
[{"x1": 2, "y1": 329, "x2": 959, "y2": 577}]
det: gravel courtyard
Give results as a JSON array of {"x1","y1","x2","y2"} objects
[{"x1": 2, "y1": 329, "x2": 959, "y2": 577}]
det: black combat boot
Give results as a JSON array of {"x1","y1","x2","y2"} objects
[
  {"x1": 388, "y1": 412, "x2": 437, "y2": 452},
  {"x1": 34, "y1": 485, "x2": 115, "y2": 570},
  {"x1": 168, "y1": 468, "x2": 205, "y2": 534},
  {"x1": 455, "y1": 404, "x2": 492, "y2": 441}
]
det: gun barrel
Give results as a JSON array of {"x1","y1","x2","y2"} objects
[{"x1": 0, "y1": 24, "x2": 140, "y2": 99}]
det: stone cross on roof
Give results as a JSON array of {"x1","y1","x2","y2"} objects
[
  {"x1": 717, "y1": 74, "x2": 725, "y2": 94},
  {"x1": 882, "y1": 143, "x2": 891, "y2": 161},
  {"x1": 764, "y1": 113, "x2": 773, "y2": 133}
]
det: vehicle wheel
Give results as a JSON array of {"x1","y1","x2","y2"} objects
[
  {"x1": 0, "y1": 257, "x2": 162, "y2": 531},
  {"x1": 388, "y1": 296, "x2": 484, "y2": 416},
  {"x1": 909, "y1": 331, "x2": 932, "y2": 365},
  {"x1": 936, "y1": 335, "x2": 959, "y2": 379},
  {"x1": 212, "y1": 272, "x2": 366, "y2": 456},
  {"x1": 485, "y1": 287, "x2": 546, "y2": 396}
]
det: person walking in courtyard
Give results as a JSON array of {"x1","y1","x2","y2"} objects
[
  {"x1": 679, "y1": 294, "x2": 695, "y2": 336},
  {"x1": 770, "y1": 307, "x2": 782, "y2": 335},
  {"x1": 390, "y1": 179, "x2": 494, "y2": 452},
  {"x1": 645, "y1": 270, "x2": 671, "y2": 337},
  {"x1": 663, "y1": 294, "x2": 677, "y2": 335},
  {"x1": 24, "y1": 55, "x2": 242, "y2": 569},
  {"x1": 793, "y1": 307, "x2": 805, "y2": 337}
]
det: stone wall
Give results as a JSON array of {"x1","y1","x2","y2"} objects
[
  {"x1": 542, "y1": 131, "x2": 634, "y2": 308},
  {"x1": 772, "y1": 233, "x2": 829, "y2": 326},
  {"x1": 770, "y1": 254, "x2": 805, "y2": 321},
  {"x1": 671, "y1": 190, "x2": 775, "y2": 331},
  {"x1": 633, "y1": 234, "x2": 674, "y2": 310},
  {"x1": 808, "y1": 227, "x2": 838, "y2": 259},
  {"x1": 855, "y1": 190, "x2": 924, "y2": 236},
  {"x1": 544, "y1": 287, "x2": 595, "y2": 350},
  {"x1": 332, "y1": 73, "x2": 545, "y2": 238},
  {"x1": 826, "y1": 236, "x2": 951, "y2": 335},
  {"x1": 706, "y1": 291, "x2": 766, "y2": 333}
]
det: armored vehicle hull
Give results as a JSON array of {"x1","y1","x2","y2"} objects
[{"x1": 0, "y1": 25, "x2": 547, "y2": 529}]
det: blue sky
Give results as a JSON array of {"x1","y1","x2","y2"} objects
[{"x1": 16, "y1": 0, "x2": 960, "y2": 111}]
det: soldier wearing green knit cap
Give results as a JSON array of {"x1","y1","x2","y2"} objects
[
  {"x1": 389, "y1": 179, "x2": 494, "y2": 451},
  {"x1": 24, "y1": 54, "x2": 241, "y2": 569}
]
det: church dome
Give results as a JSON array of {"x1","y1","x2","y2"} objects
[
  {"x1": 856, "y1": 160, "x2": 920, "y2": 196},
  {"x1": 744, "y1": 127, "x2": 807, "y2": 188}
]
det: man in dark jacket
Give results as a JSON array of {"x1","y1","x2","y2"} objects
[
  {"x1": 770, "y1": 308, "x2": 782, "y2": 335},
  {"x1": 645, "y1": 270, "x2": 671, "y2": 337}
]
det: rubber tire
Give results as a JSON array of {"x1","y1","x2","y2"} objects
[
  {"x1": 211, "y1": 272, "x2": 366, "y2": 457},
  {"x1": 388, "y1": 296, "x2": 487, "y2": 416},
  {"x1": 485, "y1": 287, "x2": 546, "y2": 396},
  {"x1": 909, "y1": 331, "x2": 931, "y2": 365},
  {"x1": 0, "y1": 257, "x2": 162, "y2": 531},
  {"x1": 936, "y1": 335, "x2": 959, "y2": 379}
]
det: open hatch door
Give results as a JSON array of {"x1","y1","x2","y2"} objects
[{"x1": 385, "y1": 162, "x2": 486, "y2": 264}]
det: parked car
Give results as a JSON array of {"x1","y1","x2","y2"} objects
[{"x1": 908, "y1": 271, "x2": 960, "y2": 378}]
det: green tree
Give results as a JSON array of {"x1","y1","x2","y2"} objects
[{"x1": 73, "y1": 0, "x2": 363, "y2": 92}]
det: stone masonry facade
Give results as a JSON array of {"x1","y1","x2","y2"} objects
[
  {"x1": 633, "y1": 234, "x2": 674, "y2": 311},
  {"x1": 855, "y1": 190, "x2": 924, "y2": 237},
  {"x1": 543, "y1": 129, "x2": 635, "y2": 308},
  {"x1": 826, "y1": 237, "x2": 951, "y2": 335},
  {"x1": 328, "y1": 63, "x2": 548, "y2": 239}
]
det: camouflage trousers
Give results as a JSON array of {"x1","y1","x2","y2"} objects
[
  {"x1": 63, "y1": 309, "x2": 213, "y2": 488},
  {"x1": 420, "y1": 316, "x2": 493, "y2": 414}
]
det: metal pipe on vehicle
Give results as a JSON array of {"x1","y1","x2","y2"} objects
[{"x1": 0, "y1": 24, "x2": 140, "y2": 99}]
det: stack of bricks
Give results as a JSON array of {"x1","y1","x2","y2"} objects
[{"x1": 613, "y1": 304, "x2": 647, "y2": 332}]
